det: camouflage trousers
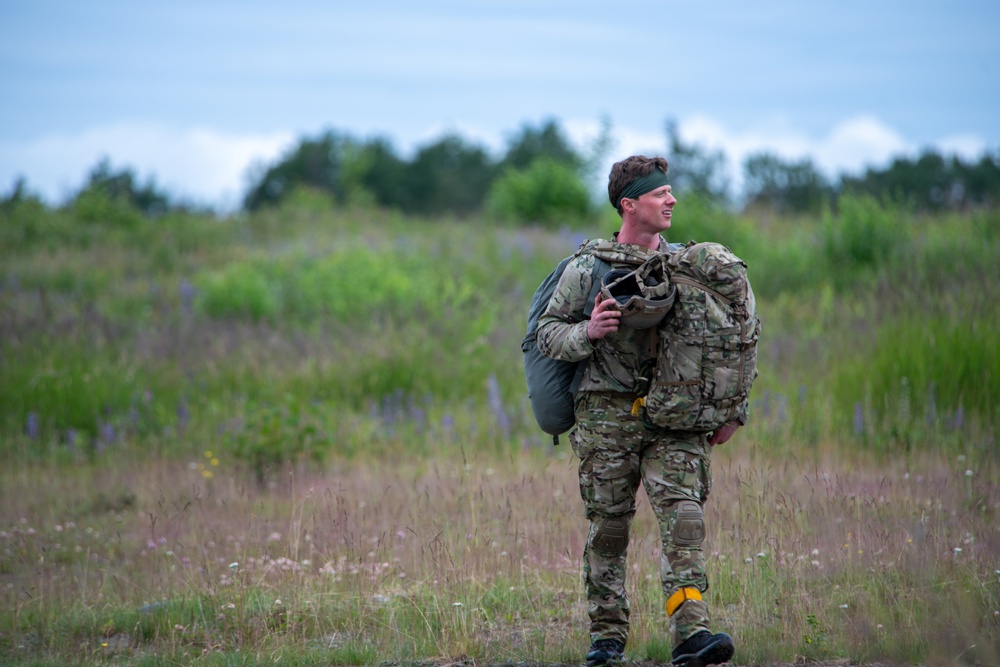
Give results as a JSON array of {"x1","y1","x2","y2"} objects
[{"x1": 570, "y1": 391, "x2": 713, "y2": 647}]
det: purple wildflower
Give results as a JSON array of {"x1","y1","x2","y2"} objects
[
  {"x1": 853, "y1": 402, "x2": 864, "y2": 435},
  {"x1": 26, "y1": 412, "x2": 39, "y2": 440}
]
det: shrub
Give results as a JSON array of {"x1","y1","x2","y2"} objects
[
  {"x1": 486, "y1": 158, "x2": 592, "y2": 227},
  {"x1": 229, "y1": 395, "x2": 332, "y2": 486}
]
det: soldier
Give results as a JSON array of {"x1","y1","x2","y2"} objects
[{"x1": 536, "y1": 155, "x2": 739, "y2": 666}]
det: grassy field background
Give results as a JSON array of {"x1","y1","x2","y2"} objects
[{"x1": 1, "y1": 192, "x2": 998, "y2": 665}]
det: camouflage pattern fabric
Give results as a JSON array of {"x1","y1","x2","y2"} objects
[
  {"x1": 644, "y1": 241, "x2": 760, "y2": 432},
  {"x1": 572, "y1": 391, "x2": 713, "y2": 647},
  {"x1": 536, "y1": 236, "x2": 674, "y2": 395}
]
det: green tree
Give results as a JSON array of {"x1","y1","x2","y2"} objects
[
  {"x1": 841, "y1": 149, "x2": 1000, "y2": 212},
  {"x1": 665, "y1": 119, "x2": 730, "y2": 204},
  {"x1": 403, "y1": 133, "x2": 496, "y2": 215},
  {"x1": 743, "y1": 152, "x2": 830, "y2": 215},
  {"x1": 243, "y1": 131, "x2": 354, "y2": 210},
  {"x1": 75, "y1": 157, "x2": 172, "y2": 218},
  {"x1": 500, "y1": 119, "x2": 582, "y2": 171},
  {"x1": 345, "y1": 137, "x2": 409, "y2": 209}
]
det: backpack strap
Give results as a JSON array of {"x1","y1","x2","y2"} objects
[
  {"x1": 670, "y1": 275, "x2": 733, "y2": 307},
  {"x1": 570, "y1": 255, "x2": 612, "y2": 394}
]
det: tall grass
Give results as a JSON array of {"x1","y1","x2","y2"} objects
[
  {"x1": 1, "y1": 445, "x2": 997, "y2": 665},
  {"x1": 1, "y1": 196, "x2": 998, "y2": 664}
]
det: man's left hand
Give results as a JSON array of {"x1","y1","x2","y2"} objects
[{"x1": 709, "y1": 421, "x2": 740, "y2": 446}]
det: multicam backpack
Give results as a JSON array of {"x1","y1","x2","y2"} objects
[{"x1": 640, "y1": 241, "x2": 761, "y2": 433}]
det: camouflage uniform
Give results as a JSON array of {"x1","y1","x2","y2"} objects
[{"x1": 536, "y1": 235, "x2": 713, "y2": 647}]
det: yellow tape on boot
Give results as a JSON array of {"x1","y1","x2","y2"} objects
[{"x1": 666, "y1": 587, "x2": 702, "y2": 617}]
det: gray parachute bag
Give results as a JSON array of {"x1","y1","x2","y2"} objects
[{"x1": 521, "y1": 240, "x2": 610, "y2": 443}]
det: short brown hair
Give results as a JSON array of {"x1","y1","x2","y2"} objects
[{"x1": 607, "y1": 155, "x2": 670, "y2": 216}]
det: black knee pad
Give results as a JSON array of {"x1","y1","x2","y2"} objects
[
  {"x1": 673, "y1": 500, "x2": 705, "y2": 548},
  {"x1": 592, "y1": 516, "x2": 630, "y2": 555}
]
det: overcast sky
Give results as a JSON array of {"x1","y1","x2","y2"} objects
[{"x1": 2, "y1": 0, "x2": 998, "y2": 209}]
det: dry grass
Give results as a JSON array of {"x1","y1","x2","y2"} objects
[{"x1": 2, "y1": 439, "x2": 997, "y2": 666}]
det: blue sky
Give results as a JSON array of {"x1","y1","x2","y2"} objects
[{"x1": 2, "y1": 0, "x2": 998, "y2": 208}]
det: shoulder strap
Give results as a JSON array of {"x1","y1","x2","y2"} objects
[
  {"x1": 583, "y1": 256, "x2": 612, "y2": 318},
  {"x1": 569, "y1": 255, "x2": 613, "y2": 394},
  {"x1": 671, "y1": 274, "x2": 733, "y2": 307}
]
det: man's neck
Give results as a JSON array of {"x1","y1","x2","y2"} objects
[{"x1": 615, "y1": 226, "x2": 661, "y2": 251}]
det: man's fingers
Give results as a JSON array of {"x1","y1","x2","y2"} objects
[{"x1": 594, "y1": 295, "x2": 619, "y2": 314}]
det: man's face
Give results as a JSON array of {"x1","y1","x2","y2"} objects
[{"x1": 629, "y1": 184, "x2": 676, "y2": 232}]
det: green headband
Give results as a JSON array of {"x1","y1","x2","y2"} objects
[{"x1": 613, "y1": 169, "x2": 670, "y2": 208}]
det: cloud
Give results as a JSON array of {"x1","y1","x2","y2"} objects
[
  {"x1": 674, "y1": 114, "x2": 987, "y2": 186},
  {"x1": 0, "y1": 122, "x2": 295, "y2": 209},
  {"x1": 2, "y1": 115, "x2": 990, "y2": 210}
]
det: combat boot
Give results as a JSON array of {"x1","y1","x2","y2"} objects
[
  {"x1": 671, "y1": 630, "x2": 734, "y2": 666},
  {"x1": 585, "y1": 638, "x2": 625, "y2": 666}
]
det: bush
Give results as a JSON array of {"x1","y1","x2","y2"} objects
[
  {"x1": 195, "y1": 242, "x2": 479, "y2": 326},
  {"x1": 229, "y1": 395, "x2": 332, "y2": 486},
  {"x1": 486, "y1": 158, "x2": 592, "y2": 227},
  {"x1": 197, "y1": 261, "x2": 281, "y2": 321}
]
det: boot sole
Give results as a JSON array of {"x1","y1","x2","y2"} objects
[
  {"x1": 586, "y1": 652, "x2": 624, "y2": 667},
  {"x1": 671, "y1": 634, "x2": 735, "y2": 667}
]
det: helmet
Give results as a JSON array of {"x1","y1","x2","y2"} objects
[{"x1": 600, "y1": 255, "x2": 676, "y2": 329}]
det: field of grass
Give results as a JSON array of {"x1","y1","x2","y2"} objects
[{"x1": 1, "y1": 194, "x2": 998, "y2": 665}]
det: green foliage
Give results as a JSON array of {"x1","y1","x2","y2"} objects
[
  {"x1": 241, "y1": 121, "x2": 593, "y2": 218},
  {"x1": 500, "y1": 118, "x2": 582, "y2": 171},
  {"x1": 743, "y1": 152, "x2": 832, "y2": 215},
  {"x1": 74, "y1": 158, "x2": 172, "y2": 218},
  {"x1": 229, "y1": 395, "x2": 332, "y2": 486},
  {"x1": 822, "y1": 193, "x2": 909, "y2": 281},
  {"x1": 665, "y1": 119, "x2": 730, "y2": 203},
  {"x1": 0, "y1": 341, "x2": 150, "y2": 451},
  {"x1": 405, "y1": 133, "x2": 497, "y2": 216},
  {"x1": 1, "y1": 189, "x2": 100, "y2": 252},
  {"x1": 243, "y1": 131, "x2": 353, "y2": 210},
  {"x1": 842, "y1": 148, "x2": 1000, "y2": 211},
  {"x1": 2, "y1": 189, "x2": 999, "y2": 471},
  {"x1": 193, "y1": 243, "x2": 477, "y2": 325},
  {"x1": 486, "y1": 158, "x2": 592, "y2": 226},
  {"x1": 831, "y1": 310, "x2": 1000, "y2": 442},
  {"x1": 196, "y1": 261, "x2": 280, "y2": 321},
  {"x1": 72, "y1": 188, "x2": 144, "y2": 230},
  {"x1": 243, "y1": 130, "x2": 498, "y2": 216}
]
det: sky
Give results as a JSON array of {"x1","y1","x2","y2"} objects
[{"x1": 2, "y1": 0, "x2": 998, "y2": 209}]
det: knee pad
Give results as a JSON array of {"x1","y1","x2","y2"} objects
[
  {"x1": 592, "y1": 516, "x2": 630, "y2": 555},
  {"x1": 673, "y1": 501, "x2": 705, "y2": 548}
]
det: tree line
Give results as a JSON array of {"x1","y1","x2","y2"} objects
[{"x1": 4, "y1": 118, "x2": 1000, "y2": 224}]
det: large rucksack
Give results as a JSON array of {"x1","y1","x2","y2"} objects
[
  {"x1": 521, "y1": 240, "x2": 646, "y2": 442},
  {"x1": 640, "y1": 241, "x2": 760, "y2": 433}
]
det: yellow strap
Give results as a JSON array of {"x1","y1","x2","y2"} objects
[
  {"x1": 666, "y1": 587, "x2": 702, "y2": 616},
  {"x1": 631, "y1": 397, "x2": 645, "y2": 417}
]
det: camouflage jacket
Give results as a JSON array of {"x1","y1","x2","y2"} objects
[{"x1": 536, "y1": 235, "x2": 680, "y2": 395}]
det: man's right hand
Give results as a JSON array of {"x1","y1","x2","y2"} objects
[{"x1": 587, "y1": 294, "x2": 621, "y2": 341}]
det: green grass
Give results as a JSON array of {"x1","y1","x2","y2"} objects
[{"x1": 1, "y1": 198, "x2": 998, "y2": 664}]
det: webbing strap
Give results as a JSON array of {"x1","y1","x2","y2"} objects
[
  {"x1": 671, "y1": 275, "x2": 732, "y2": 306},
  {"x1": 666, "y1": 587, "x2": 703, "y2": 616}
]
